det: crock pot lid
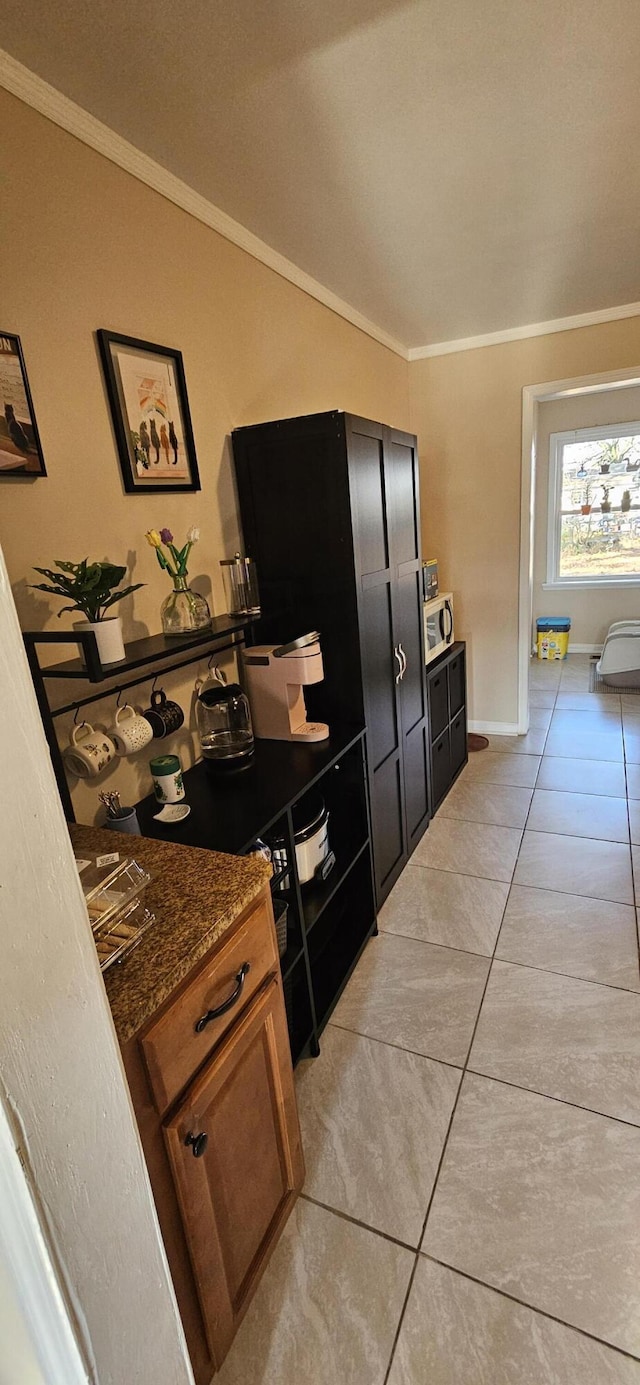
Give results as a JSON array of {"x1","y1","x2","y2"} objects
[{"x1": 270, "y1": 790, "x2": 327, "y2": 846}]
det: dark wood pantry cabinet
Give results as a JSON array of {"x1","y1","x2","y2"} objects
[{"x1": 232, "y1": 411, "x2": 430, "y2": 905}]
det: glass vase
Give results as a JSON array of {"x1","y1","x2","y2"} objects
[{"x1": 161, "y1": 576, "x2": 212, "y2": 637}]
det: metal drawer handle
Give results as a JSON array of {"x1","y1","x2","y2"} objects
[
  {"x1": 185, "y1": 1131, "x2": 208, "y2": 1158},
  {"x1": 394, "y1": 645, "x2": 403, "y2": 684},
  {"x1": 194, "y1": 962, "x2": 251, "y2": 1033},
  {"x1": 398, "y1": 643, "x2": 407, "y2": 679}
]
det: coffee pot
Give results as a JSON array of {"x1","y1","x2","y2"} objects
[{"x1": 195, "y1": 667, "x2": 255, "y2": 770}]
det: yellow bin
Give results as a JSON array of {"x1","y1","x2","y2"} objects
[{"x1": 536, "y1": 617, "x2": 570, "y2": 660}]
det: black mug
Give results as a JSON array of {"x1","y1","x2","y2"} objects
[{"x1": 143, "y1": 689, "x2": 184, "y2": 739}]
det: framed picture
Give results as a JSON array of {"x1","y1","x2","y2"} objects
[
  {"x1": 97, "y1": 330, "x2": 201, "y2": 493},
  {"x1": 0, "y1": 333, "x2": 46, "y2": 477}
]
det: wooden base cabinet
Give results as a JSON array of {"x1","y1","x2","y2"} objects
[{"x1": 121, "y1": 886, "x2": 304, "y2": 1381}]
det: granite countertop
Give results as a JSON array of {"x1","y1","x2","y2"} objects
[{"x1": 70, "y1": 824, "x2": 272, "y2": 1044}]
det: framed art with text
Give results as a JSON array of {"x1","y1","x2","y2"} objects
[{"x1": 97, "y1": 330, "x2": 201, "y2": 493}]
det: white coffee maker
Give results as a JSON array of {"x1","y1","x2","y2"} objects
[{"x1": 242, "y1": 633, "x2": 330, "y2": 743}]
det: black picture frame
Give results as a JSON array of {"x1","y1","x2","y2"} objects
[
  {"x1": 97, "y1": 329, "x2": 201, "y2": 493},
  {"x1": 0, "y1": 332, "x2": 47, "y2": 478}
]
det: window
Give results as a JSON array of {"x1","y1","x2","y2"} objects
[{"x1": 546, "y1": 422, "x2": 640, "y2": 586}]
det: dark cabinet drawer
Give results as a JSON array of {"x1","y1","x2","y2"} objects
[
  {"x1": 428, "y1": 667, "x2": 449, "y2": 742},
  {"x1": 450, "y1": 710, "x2": 467, "y2": 777},
  {"x1": 431, "y1": 728, "x2": 451, "y2": 808},
  {"x1": 448, "y1": 652, "x2": 465, "y2": 718}
]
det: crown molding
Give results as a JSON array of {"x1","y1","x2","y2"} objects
[
  {"x1": 0, "y1": 48, "x2": 409, "y2": 361},
  {"x1": 408, "y1": 300, "x2": 640, "y2": 360}
]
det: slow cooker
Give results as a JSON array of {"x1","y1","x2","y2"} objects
[{"x1": 270, "y1": 791, "x2": 334, "y2": 886}]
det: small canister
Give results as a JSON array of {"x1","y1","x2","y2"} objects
[{"x1": 150, "y1": 753, "x2": 185, "y2": 804}]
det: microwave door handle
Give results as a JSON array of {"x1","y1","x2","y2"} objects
[
  {"x1": 439, "y1": 607, "x2": 446, "y2": 641},
  {"x1": 445, "y1": 600, "x2": 453, "y2": 642}
]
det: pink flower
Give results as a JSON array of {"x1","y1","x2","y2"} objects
[{"x1": 160, "y1": 528, "x2": 173, "y2": 544}]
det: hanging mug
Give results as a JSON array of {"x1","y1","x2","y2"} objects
[
  {"x1": 143, "y1": 688, "x2": 185, "y2": 739},
  {"x1": 64, "y1": 723, "x2": 116, "y2": 779},
  {"x1": 111, "y1": 703, "x2": 154, "y2": 756}
]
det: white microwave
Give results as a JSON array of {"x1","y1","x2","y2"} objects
[{"x1": 423, "y1": 593, "x2": 454, "y2": 665}]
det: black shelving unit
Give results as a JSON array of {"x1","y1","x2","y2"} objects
[
  {"x1": 23, "y1": 618, "x2": 378, "y2": 1065},
  {"x1": 135, "y1": 724, "x2": 377, "y2": 1065}
]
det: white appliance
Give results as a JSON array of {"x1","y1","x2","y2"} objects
[
  {"x1": 423, "y1": 593, "x2": 454, "y2": 666},
  {"x1": 242, "y1": 632, "x2": 330, "y2": 742}
]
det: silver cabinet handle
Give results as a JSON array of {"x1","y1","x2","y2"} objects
[
  {"x1": 394, "y1": 645, "x2": 403, "y2": 684},
  {"x1": 398, "y1": 643, "x2": 407, "y2": 679}
]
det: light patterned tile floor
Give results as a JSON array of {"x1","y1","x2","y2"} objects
[{"x1": 221, "y1": 657, "x2": 640, "y2": 1383}]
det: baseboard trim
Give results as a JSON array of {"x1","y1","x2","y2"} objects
[{"x1": 468, "y1": 720, "x2": 520, "y2": 736}]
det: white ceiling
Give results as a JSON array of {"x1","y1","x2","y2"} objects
[{"x1": 2, "y1": 0, "x2": 640, "y2": 349}]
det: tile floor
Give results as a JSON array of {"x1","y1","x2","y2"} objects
[{"x1": 219, "y1": 655, "x2": 640, "y2": 1384}]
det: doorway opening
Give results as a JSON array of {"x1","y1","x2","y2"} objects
[{"x1": 518, "y1": 367, "x2": 640, "y2": 732}]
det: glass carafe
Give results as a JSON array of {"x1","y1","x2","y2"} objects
[{"x1": 195, "y1": 667, "x2": 254, "y2": 769}]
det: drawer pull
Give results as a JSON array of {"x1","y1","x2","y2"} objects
[
  {"x1": 185, "y1": 1131, "x2": 208, "y2": 1158},
  {"x1": 194, "y1": 962, "x2": 251, "y2": 1033}
]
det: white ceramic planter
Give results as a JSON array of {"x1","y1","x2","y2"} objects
[{"x1": 75, "y1": 616, "x2": 126, "y2": 666}]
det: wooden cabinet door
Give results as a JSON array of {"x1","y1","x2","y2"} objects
[
  {"x1": 163, "y1": 978, "x2": 304, "y2": 1370},
  {"x1": 347, "y1": 416, "x2": 407, "y2": 902},
  {"x1": 385, "y1": 428, "x2": 430, "y2": 853}
]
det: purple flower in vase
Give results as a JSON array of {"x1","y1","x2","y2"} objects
[{"x1": 160, "y1": 528, "x2": 174, "y2": 544}]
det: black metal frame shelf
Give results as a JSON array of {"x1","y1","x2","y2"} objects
[{"x1": 22, "y1": 617, "x2": 253, "y2": 820}]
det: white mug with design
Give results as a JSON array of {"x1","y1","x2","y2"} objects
[
  {"x1": 64, "y1": 723, "x2": 116, "y2": 778},
  {"x1": 111, "y1": 703, "x2": 154, "y2": 757}
]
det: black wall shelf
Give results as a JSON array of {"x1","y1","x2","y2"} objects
[{"x1": 22, "y1": 617, "x2": 253, "y2": 820}]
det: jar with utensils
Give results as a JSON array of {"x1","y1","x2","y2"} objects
[
  {"x1": 195, "y1": 666, "x2": 255, "y2": 770},
  {"x1": 143, "y1": 688, "x2": 184, "y2": 739},
  {"x1": 220, "y1": 553, "x2": 260, "y2": 617},
  {"x1": 99, "y1": 791, "x2": 141, "y2": 835}
]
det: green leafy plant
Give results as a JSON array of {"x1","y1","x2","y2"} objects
[{"x1": 31, "y1": 559, "x2": 144, "y2": 622}]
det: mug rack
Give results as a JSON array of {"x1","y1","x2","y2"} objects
[{"x1": 23, "y1": 616, "x2": 254, "y2": 821}]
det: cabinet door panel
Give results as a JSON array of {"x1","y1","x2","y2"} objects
[
  {"x1": 371, "y1": 753, "x2": 405, "y2": 897},
  {"x1": 163, "y1": 978, "x2": 303, "y2": 1369},
  {"x1": 431, "y1": 729, "x2": 451, "y2": 810},
  {"x1": 395, "y1": 569, "x2": 427, "y2": 734},
  {"x1": 360, "y1": 582, "x2": 400, "y2": 771},
  {"x1": 386, "y1": 436, "x2": 420, "y2": 565},
  {"x1": 403, "y1": 721, "x2": 430, "y2": 847},
  {"x1": 450, "y1": 709, "x2": 467, "y2": 778},
  {"x1": 449, "y1": 651, "x2": 465, "y2": 718},
  {"x1": 428, "y1": 666, "x2": 449, "y2": 742},
  {"x1": 349, "y1": 431, "x2": 389, "y2": 575}
]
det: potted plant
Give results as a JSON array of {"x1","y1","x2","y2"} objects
[
  {"x1": 31, "y1": 559, "x2": 144, "y2": 665},
  {"x1": 601, "y1": 485, "x2": 611, "y2": 514},
  {"x1": 580, "y1": 480, "x2": 595, "y2": 515},
  {"x1": 595, "y1": 438, "x2": 633, "y2": 474},
  {"x1": 622, "y1": 490, "x2": 632, "y2": 513}
]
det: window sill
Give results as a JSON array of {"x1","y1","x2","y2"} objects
[{"x1": 543, "y1": 579, "x2": 640, "y2": 590}]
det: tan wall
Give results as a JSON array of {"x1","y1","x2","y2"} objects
[
  {"x1": 0, "y1": 89, "x2": 409, "y2": 821},
  {"x1": 533, "y1": 388, "x2": 640, "y2": 647},
  {"x1": 409, "y1": 321, "x2": 640, "y2": 726}
]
